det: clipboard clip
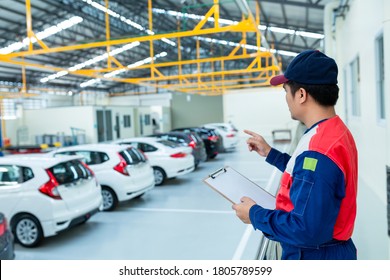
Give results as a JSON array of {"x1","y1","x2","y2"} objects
[{"x1": 209, "y1": 167, "x2": 226, "y2": 179}]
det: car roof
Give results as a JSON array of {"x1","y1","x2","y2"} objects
[
  {"x1": 0, "y1": 154, "x2": 84, "y2": 168},
  {"x1": 116, "y1": 137, "x2": 161, "y2": 143},
  {"x1": 53, "y1": 143, "x2": 131, "y2": 153}
]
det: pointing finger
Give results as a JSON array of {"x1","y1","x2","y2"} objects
[{"x1": 243, "y1": 129, "x2": 259, "y2": 137}]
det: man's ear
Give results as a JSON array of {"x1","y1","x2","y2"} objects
[{"x1": 298, "y1": 88, "x2": 307, "y2": 104}]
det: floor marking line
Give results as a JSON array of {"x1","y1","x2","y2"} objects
[
  {"x1": 130, "y1": 207, "x2": 234, "y2": 214},
  {"x1": 232, "y1": 225, "x2": 253, "y2": 260}
]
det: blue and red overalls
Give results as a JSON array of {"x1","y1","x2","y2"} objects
[{"x1": 249, "y1": 116, "x2": 358, "y2": 259}]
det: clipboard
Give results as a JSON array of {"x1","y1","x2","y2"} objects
[{"x1": 203, "y1": 166, "x2": 276, "y2": 209}]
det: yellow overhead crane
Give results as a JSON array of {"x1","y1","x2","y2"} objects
[{"x1": 0, "y1": 0, "x2": 282, "y2": 97}]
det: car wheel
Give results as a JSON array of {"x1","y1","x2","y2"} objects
[
  {"x1": 153, "y1": 167, "x2": 166, "y2": 186},
  {"x1": 12, "y1": 214, "x2": 43, "y2": 248},
  {"x1": 209, "y1": 154, "x2": 217, "y2": 159},
  {"x1": 101, "y1": 186, "x2": 118, "y2": 211}
]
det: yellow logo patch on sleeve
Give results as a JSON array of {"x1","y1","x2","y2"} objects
[{"x1": 303, "y1": 157, "x2": 318, "y2": 172}]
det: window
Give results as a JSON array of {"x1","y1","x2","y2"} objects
[
  {"x1": 54, "y1": 151, "x2": 109, "y2": 165},
  {"x1": 350, "y1": 56, "x2": 361, "y2": 117},
  {"x1": 49, "y1": 160, "x2": 92, "y2": 185},
  {"x1": 0, "y1": 165, "x2": 34, "y2": 185},
  {"x1": 138, "y1": 142, "x2": 158, "y2": 152},
  {"x1": 144, "y1": 114, "x2": 151, "y2": 125},
  {"x1": 157, "y1": 140, "x2": 180, "y2": 148},
  {"x1": 120, "y1": 148, "x2": 146, "y2": 165},
  {"x1": 376, "y1": 34, "x2": 385, "y2": 121},
  {"x1": 1, "y1": 99, "x2": 16, "y2": 120},
  {"x1": 123, "y1": 115, "x2": 131, "y2": 128}
]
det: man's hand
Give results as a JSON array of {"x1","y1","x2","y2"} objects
[
  {"x1": 232, "y1": 197, "x2": 257, "y2": 224},
  {"x1": 244, "y1": 130, "x2": 272, "y2": 157}
]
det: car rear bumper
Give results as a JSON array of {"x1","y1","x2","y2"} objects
[
  {"x1": 118, "y1": 181, "x2": 155, "y2": 202},
  {"x1": 41, "y1": 195, "x2": 102, "y2": 237},
  {"x1": 0, "y1": 231, "x2": 15, "y2": 260},
  {"x1": 110, "y1": 171, "x2": 155, "y2": 202},
  {"x1": 167, "y1": 165, "x2": 195, "y2": 178}
]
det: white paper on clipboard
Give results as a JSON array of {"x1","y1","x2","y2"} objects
[{"x1": 203, "y1": 166, "x2": 276, "y2": 209}]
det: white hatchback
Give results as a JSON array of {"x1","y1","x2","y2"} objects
[
  {"x1": 113, "y1": 137, "x2": 195, "y2": 186},
  {"x1": 0, "y1": 155, "x2": 102, "y2": 247},
  {"x1": 49, "y1": 144, "x2": 155, "y2": 211},
  {"x1": 203, "y1": 122, "x2": 239, "y2": 151}
]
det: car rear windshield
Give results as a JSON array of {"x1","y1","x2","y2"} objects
[
  {"x1": 0, "y1": 165, "x2": 34, "y2": 185},
  {"x1": 157, "y1": 139, "x2": 180, "y2": 148},
  {"x1": 49, "y1": 160, "x2": 92, "y2": 185},
  {"x1": 55, "y1": 151, "x2": 109, "y2": 165},
  {"x1": 119, "y1": 148, "x2": 146, "y2": 165}
]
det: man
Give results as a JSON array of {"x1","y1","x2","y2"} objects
[{"x1": 232, "y1": 50, "x2": 358, "y2": 260}]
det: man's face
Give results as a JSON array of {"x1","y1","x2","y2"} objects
[{"x1": 283, "y1": 83, "x2": 299, "y2": 121}]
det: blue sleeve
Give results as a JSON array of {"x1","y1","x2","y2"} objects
[
  {"x1": 249, "y1": 151, "x2": 345, "y2": 247},
  {"x1": 265, "y1": 148, "x2": 291, "y2": 172}
]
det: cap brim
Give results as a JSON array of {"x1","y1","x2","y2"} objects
[{"x1": 270, "y1": 75, "x2": 289, "y2": 86}]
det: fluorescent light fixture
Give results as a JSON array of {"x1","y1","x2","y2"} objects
[
  {"x1": 0, "y1": 16, "x2": 83, "y2": 55},
  {"x1": 268, "y1": 26, "x2": 295, "y2": 35},
  {"x1": 195, "y1": 36, "x2": 298, "y2": 57},
  {"x1": 153, "y1": 8, "x2": 324, "y2": 40},
  {"x1": 80, "y1": 51, "x2": 168, "y2": 88},
  {"x1": 80, "y1": 78, "x2": 101, "y2": 88},
  {"x1": 40, "y1": 41, "x2": 140, "y2": 83},
  {"x1": 295, "y1": 31, "x2": 324, "y2": 39},
  {"x1": 81, "y1": 0, "x2": 176, "y2": 47}
]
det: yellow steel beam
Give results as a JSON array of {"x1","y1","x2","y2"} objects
[
  {"x1": 0, "y1": 0, "x2": 281, "y2": 96},
  {"x1": 150, "y1": 72, "x2": 267, "y2": 89},
  {"x1": 122, "y1": 65, "x2": 278, "y2": 82},
  {"x1": 73, "y1": 52, "x2": 273, "y2": 75},
  {"x1": 194, "y1": 5, "x2": 216, "y2": 31},
  {"x1": 148, "y1": 0, "x2": 154, "y2": 78},
  {"x1": 105, "y1": 0, "x2": 112, "y2": 69},
  {"x1": 25, "y1": 0, "x2": 33, "y2": 51},
  {"x1": 2, "y1": 18, "x2": 257, "y2": 59}
]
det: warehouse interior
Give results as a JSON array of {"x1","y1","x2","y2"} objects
[{"x1": 0, "y1": 0, "x2": 389, "y2": 260}]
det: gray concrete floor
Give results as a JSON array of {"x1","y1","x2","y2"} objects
[{"x1": 14, "y1": 137, "x2": 288, "y2": 260}]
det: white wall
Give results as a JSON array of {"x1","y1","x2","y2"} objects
[
  {"x1": 109, "y1": 93, "x2": 172, "y2": 107},
  {"x1": 24, "y1": 106, "x2": 96, "y2": 144},
  {"x1": 108, "y1": 106, "x2": 136, "y2": 140},
  {"x1": 326, "y1": 0, "x2": 390, "y2": 259},
  {"x1": 223, "y1": 87, "x2": 297, "y2": 139},
  {"x1": 134, "y1": 107, "x2": 153, "y2": 136}
]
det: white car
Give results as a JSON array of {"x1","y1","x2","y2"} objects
[
  {"x1": 0, "y1": 155, "x2": 102, "y2": 247},
  {"x1": 49, "y1": 144, "x2": 155, "y2": 211},
  {"x1": 113, "y1": 137, "x2": 195, "y2": 186},
  {"x1": 203, "y1": 122, "x2": 239, "y2": 151}
]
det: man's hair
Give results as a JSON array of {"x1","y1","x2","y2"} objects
[{"x1": 286, "y1": 80, "x2": 339, "y2": 106}]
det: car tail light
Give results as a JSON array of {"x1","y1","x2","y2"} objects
[
  {"x1": 188, "y1": 140, "x2": 196, "y2": 149},
  {"x1": 226, "y1": 133, "x2": 235, "y2": 138},
  {"x1": 208, "y1": 135, "x2": 219, "y2": 142},
  {"x1": 113, "y1": 153, "x2": 130, "y2": 176},
  {"x1": 170, "y1": 152, "x2": 187, "y2": 158},
  {"x1": 0, "y1": 217, "x2": 7, "y2": 235},
  {"x1": 39, "y1": 170, "x2": 62, "y2": 200}
]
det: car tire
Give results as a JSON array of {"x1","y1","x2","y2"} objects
[
  {"x1": 153, "y1": 167, "x2": 166, "y2": 186},
  {"x1": 209, "y1": 154, "x2": 217, "y2": 159},
  {"x1": 101, "y1": 186, "x2": 118, "y2": 211},
  {"x1": 12, "y1": 214, "x2": 43, "y2": 248}
]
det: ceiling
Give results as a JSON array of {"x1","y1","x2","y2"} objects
[{"x1": 0, "y1": 0, "x2": 342, "y2": 96}]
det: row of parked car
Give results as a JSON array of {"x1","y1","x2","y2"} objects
[{"x1": 0, "y1": 122, "x2": 239, "y2": 258}]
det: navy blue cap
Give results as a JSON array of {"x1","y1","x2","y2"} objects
[{"x1": 270, "y1": 50, "x2": 338, "y2": 86}]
